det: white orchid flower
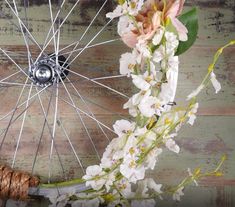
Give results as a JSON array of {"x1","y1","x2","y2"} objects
[
  {"x1": 106, "y1": 0, "x2": 144, "y2": 19},
  {"x1": 165, "y1": 32, "x2": 179, "y2": 54},
  {"x1": 187, "y1": 103, "x2": 199, "y2": 125},
  {"x1": 120, "y1": 155, "x2": 145, "y2": 183},
  {"x1": 131, "y1": 89, "x2": 151, "y2": 106},
  {"x1": 132, "y1": 72, "x2": 157, "y2": 91},
  {"x1": 165, "y1": 138, "x2": 180, "y2": 153},
  {"x1": 153, "y1": 45, "x2": 165, "y2": 63},
  {"x1": 152, "y1": 28, "x2": 164, "y2": 46},
  {"x1": 116, "y1": 178, "x2": 135, "y2": 198},
  {"x1": 173, "y1": 186, "x2": 184, "y2": 201},
  {"x1": 123, "y1": 90, "x2": 151, "y2": 117},
  {"x1": 106, "y1": 5, "x2": 124, "y2": 19},
  {"x1": 161, "y1": 55, "x2": 179, "y2": 73},
  {"x1": 113, "y1": 120, "x2": 135, "y2": 137},
  {"x1": 123, "y1": 99, "x2": 139, "y2": 117},
  {"x1": 210, "y1": 72, "x2": 221, "y2": 93},
  {"x1": 187, "y1": 84, "x2": 205, "y2": 100},
  {"x1": 120, "y1": 52, "x2": 137, "y2": 77},
  {"x1": 138, "y1": 95, "x2": 165, "y2": 117},
  {"x1": 83, "y1": 165, "x2": 106, "y2": 191},
  {"x1": 117, "y1": 15, "x2": 135, "y2": 38},
  {"x1": 136, "y1": 39, "x2": 152, "y2": 59},
  {"x1": 145, "y1": 147, "x2": 162, "y2": 170}
]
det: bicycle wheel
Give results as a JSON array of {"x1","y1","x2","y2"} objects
[{"x1": 0, "y1": 0, "x2": 126, "y2": 185}]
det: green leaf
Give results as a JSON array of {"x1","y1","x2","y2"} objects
[{"x1": 175, "y1": 7, "x2": 199, "y2": 56}]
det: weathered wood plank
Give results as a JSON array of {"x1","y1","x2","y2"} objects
[{"x1": 0, "y1": 0, "x2": 234, "y2": 206}]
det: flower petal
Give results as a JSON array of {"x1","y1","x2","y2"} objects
[
  {"x1": 170, "y1": 17, "x2": 188, "y2": 41},
  {"x1": 210, "y1": 72, "x2": 221, "y2": 93}
]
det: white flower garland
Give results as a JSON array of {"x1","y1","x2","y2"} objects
[{"x1": 46, "y1": 1, "x2": 235, "y2": 206}]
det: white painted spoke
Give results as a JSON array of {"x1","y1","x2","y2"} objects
[
  {"x1": 65, "y1": 68, "x2": 129, "y2": 99},
  {"x1": 0, "y1": 81, "x2": 32, "y2": 87},
  {"x1": 0, "y1": 101, "x2": 35, "y2": 139},
  {"x1": 61, "y1": 19, "x2": 113, "y2": 69},
  {"x1": 49, "y1": 0, "x2": 57, "y2": 55},
  {"x1": 31, "y1": 89, "x2": 53, "y2": 175},
  {"x1": 12, "y1": 0, "x2": 33, "y2": 69},
  {"x1": 37, "y1": 0, "x2": 81, "y2": 63},
  {"x1": 63, "y1": 73, "x2": 110, "y2": 142},
  {"x1": 0, "y1": 71, "x2": 22, "y2": 83},
  {"x1": 61, "y1": 0, "x2": 108, "y2": 63},
  {"x1": 59, "y1": 120, "x2": 85, "y2": 173},
  {"x1": 0, "y1": 49, "x2": 28, "y2": 57},
  {"x1": 0, "y1": 78, "x2": 29, "y2": 149},
  {"x1": 42, "y1": 0, "x2": 66, "y2": 52},
  {"x1": 0, "y1": 85, "x2": 49, "y2": 122},
  {"x1": 48, "y1": 80, "x2": 59, "y2": 183},
  {"x1": 59, "y1": 96, "x2": 115, "y2": 134},
  {"x1": 55, "y1": 18, "x2": 61, "y2": 65},
  {"x1": 32, "y1": 87, "x2": 66, "y2": 180},
  {"x1": 58, "y1": 38, "x2": 121, "y2": 57},
  {"x1": 0, "y1": 48, "x2": 29, "y2": 78},
  {"x1": 12, "y1": 83, "x2": 33, "y2": 168},
  {"x1": 56, "y1": 71, "x2": 101, "y2": 160},
  {"x1": 4, "y1": 0, "x2": 43, "y2": 51},
  {"x1": 92, "y1": 74, "x2": 126, "y2": 81}
]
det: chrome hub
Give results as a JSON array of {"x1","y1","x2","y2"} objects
[{"x1": 29, "y1": 55, "x2": 69, "y2": 87}]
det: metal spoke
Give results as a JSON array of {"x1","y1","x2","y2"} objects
[
  {"x1": 58, "y1": 38, "x2": 120, "y2": 56},
  {"x1": 0, "y1": 49, "x2": 28, "y2": 57},
  {"x1": 12, "y1": 83, "x2": 33, "y2": 168},
  {"x1": 59, "y1": 120, "x2": 85, "y2": 173},
  {"x1": 0, "y1": 81, "x2": 32, "y2": 87},
  {"x1": 4, "y1": 0, "x2": 43, "y2": 51},
  {"x1": 0, "y1": 48, "x2": 30, "y2": 78},
  {"x1": 61, "y1": 0, "x2": 108, "y2": 64},
  {"x1": 36, "y1": 0, "x2": 81, "y2": 64},
  {"x1": 0, "y1": 10, "x2": 42, "y2": 52},
  {"x1": 0, "y1": 85, "x2": 49, "y2": 122},
  {"x1": 48, "y1": 0, "x2": 57, "y2": 56},
  {"x1": 55, "y1": 71, "x2": 101, "y2": 160},
  {"x1": 63, "y1": 73, "x2": 110, "y2": 142},
  {"x1": 42, "y1": 87, "x2": 85, "y2": 173},
  {"x1": 44, "y1": 87, "x2": 129, "y2": 121},
  {"x1": 92, "y1": 74, "x2": 126, "y2": 81},
  {"x1": 0, "y1": 102, "x2": 35, "y2": 139},
  {"x1": 41, "y1": 0, "x2": 66, "y2": 53},
  {"x1": 0, "y1": 78, "x2": 29, "y2": 149},
  {"x1": 59, "y1": 19, "x2": 113, "y2": 71},
  {"x1": 12, "y1": 0, "x2": 33, "y2": 69},
  {"x1": 31, "y1": 88, "x2": 66, "y2": 180},
  {"x1": 48, "y1": 80, "x2": 59, "y2": 183},
  {"x1": 31, "y1": 88, "x2": 53, "y2": 174},
  {"x1": 65, "y1": 68, "x2": 129, "y2": 99},
  {"x1": 58, "y1": 96, "x2": 115, "y2": 134},
  {"x1": 0, "y1": 71, "x2": 22, "y2": 83}
]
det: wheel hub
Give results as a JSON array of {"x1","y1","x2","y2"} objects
[{"x1": 29, "y1": 55, "x2": 69, "y2": 87}]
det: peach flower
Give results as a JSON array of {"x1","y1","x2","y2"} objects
[{"x1": 119, "y1": 0, "x2": 188, "y2": 48}]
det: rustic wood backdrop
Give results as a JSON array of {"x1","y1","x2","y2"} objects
[{"x1": 0, "y1": 0, "x2": 234, "y2": 206}]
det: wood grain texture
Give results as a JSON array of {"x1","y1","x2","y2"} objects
[{"x1": 0, "y1": 0, "x2": 234, "y2": 206}]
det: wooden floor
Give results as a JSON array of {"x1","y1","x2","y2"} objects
[{"x1": 0, "y1": 0, "x2": 234, "y2": 206}]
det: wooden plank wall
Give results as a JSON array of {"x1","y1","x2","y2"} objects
[{"x1": 0, "y1": 0, "x2": 234, "y2": 206}]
